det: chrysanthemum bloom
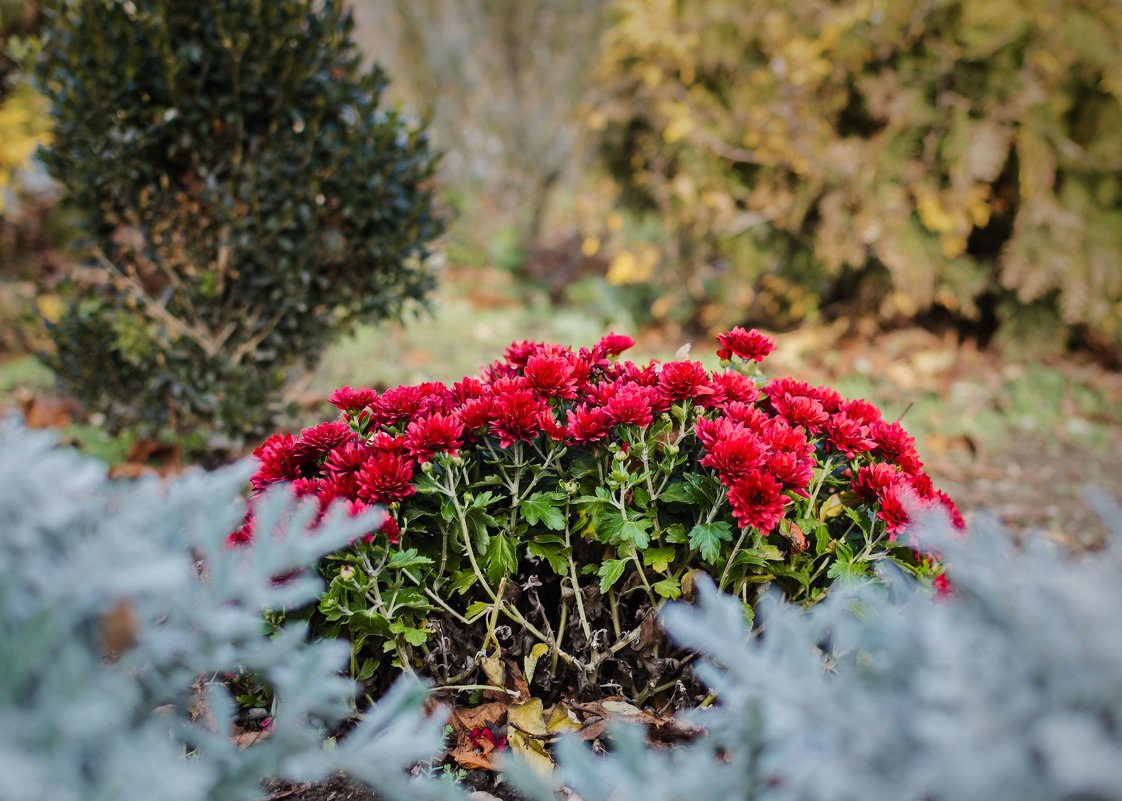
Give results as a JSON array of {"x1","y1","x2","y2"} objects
[
  {"x1": 598, "y1": 331, "x2": 635, "y2": 357},
  {"x1": 772, "y1": 393, "x2": 829, "y2": 434},
  {"x1": 323, "y1": 441, "x2": 376, "y2": 478},
  {"x1": 566, "y1": 404, "x2": 613, "y2": 444},
  {"x1": 356, "y1": 452, "x2": 416, "y2": 505},
  {"x1": 876, "y1": 484, "x2": 913, "y2": 538},
  {"x1": 294, "y1": 420, "x2": 354, "y2": 464},
  {"x1": 379, "y1": 515, "x2": 402, "y2": 544},
  {"x1": 700, "y1": 432, "x2": 768, "y2": 483},
  {"x1": 765, "y1": 450, "x2": 815, "y2": 497},
  {"x1": 658, "y1": 360, "x2": 712, "y2": 401},
  {"x1": 404, "y1": 412, "x2": 465, "y2": 461},
  {"x1": 869, "y1": 421, "x2": 924, "y2": 473},
  {"x1": 851, "y1": 462, "x2": 902, "y2": 503},
  {"x1": 503, "y1": 339, "x2": 543, "y2": 369},
  {"x1": 320, "y1": 474, "x2": 361, "y2": 507},
  {"x1": 727, "y1": 470, "x2": 787, "y2": 533},
  {"x1": 936, "y1": 490, "x2": 967, "y2": 531},
  {"x1": 251, "y1": 434, "x2": 302, "y2": 490},
  {"x1": 525, "y1": 353, "x2": 578, "y2": 399},
  {"x1": 456, "y1": 396, "x2": 496, "y2": 434},
  {"x1": 328, "y1": 385, "x2": 378, "y2": 413},
  {"x1": 825, "y1": 413, "x2": 877, "y2": 458},
  {"x1": 491, "y1": 390, "x2": 547, "y2": 447},
  {"x1": 721, "y1": 402, "x2": 770, "y2": 433},
  {"x1": 604, "y1": 383, "x2": 654, "y2": 427},
  {"x1": 764, "y1": 376, "x2": 813, "y2": 402},
  {"x1": 416, "y1": 382, "x2": 454, "y2": 417},
  {"x1": 371, "y1": 385, "x2": 425, "y2": 427},
  {"x1": 708, "y1": 371, "x2": 761, "y2": 407},
  {"x1": 762, "y1": 421, "x2": 813, "y2": 459},
  {"x1": 840, "y1": 398, "x2": 883, "y2": 426},
  {"x1": 694, "y1": 416, "x2": 747, "y2": 450},
  {"x1": 452, "y1": 377, "x2": 488, "y2": 405},
  {"x1": 716, "y1": 327, "x2": 776, "y2": 362}
]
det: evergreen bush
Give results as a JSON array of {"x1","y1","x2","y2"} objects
[
  {"x1": 34, "y1": 0, "x2": 441, "y2": 441},
  {"x1": 597, "y1": 1, "x2": 1122, "y2": 355}
]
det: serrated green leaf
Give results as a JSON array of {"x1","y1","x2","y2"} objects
[
  {"x1": 484, "y1": 530, "x2": 518, "y2": 583},
  {"x1": 598, "y1": 558, "x2": 628, "y2": 594},
  {"x1": 619, "y1": 518, "x2": 652, "y2": 548},
  {"x1": 448, "y1": 569, "x2": 478, "y2": 595},
  {"x1": 465, "y1": 600, "x2": 491, "y2": 619},
  {"x1": 827, "y1": 559, "x2": 869, "y2": 581},
  {"x1": 689, "y1": 520, "x2": 733, "y2": 562},
  {"x1": 387, "y1": 548, "x2": 434, "y2": 570},
  {"x1": 652, "y1": 576, "x2": 682, "y2": 599},
  {"x1": 356, "y1": 657, "x2": 378, "y2": 682},
  {"x1": 663, "y1": 523, "x2": 689, "y2": 544},
  {"x1": 660, "y1": 481, "x2": 694, "y2": 504},
  {"x1": 521, "y1": 491, "x2": 567, "y2": 530},
  {"x1": 815, "y1": 523, "x2": 832, "y2": 556},
  {"x1": 642, "y1": 546, "x2": 676, "y2": 573},
  {"x1": 527, "y1": 541, "x2": 569, "y2": 575}
]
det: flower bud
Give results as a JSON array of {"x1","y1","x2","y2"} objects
[
  {"x1": 613, "y1": 449, "x2": 628, "y2": 462},
  {"x1": 421, "y1": 461, "x2": 434, "y2": 473},
  {"x1": 339, "y1": 565, "x2": 355, "y2": 581}
]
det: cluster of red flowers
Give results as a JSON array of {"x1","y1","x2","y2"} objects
[{"x1": 236, "y1": 327, "x2": 962, "y2": 551}]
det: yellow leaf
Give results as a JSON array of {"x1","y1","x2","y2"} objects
[
  {"x1": 507, "y1": 698, "x2": 554, "y2": 779},
  {"x1": 523, "y1": 643, "x2": 550, "y2": 686},
  {"x1": 481, "y1": 655, "x2": 506, "y2": 688}
]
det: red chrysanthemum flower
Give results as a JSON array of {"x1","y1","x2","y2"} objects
[
  {"x1": 762, "y1": 421, "x2": 813, "y2": 459},
  {"x1": 455, "y1": 395, "x2": 495, "y2": 432},
  {"x1": 840, "y1": 398, "x2": 883, "y2": 426},
  {"x1": 598, "y1": 331, "x2": 635, "y2": 357},
  {"x1": 772, "y1": 393, "x2": 829, "y2": 434},
  {"x1": 658, "y1": 360, "x2": 712, "y2": 401},
  {"x1": 851, "y1": 462, "x2": 902, "y2": 503},
  {"x1": 709, "y1": 371, "x2": 761, "y2": 407},
  {"x1": 933, "y1": 572, "x2": 953, "y2": 599},
  {"x1": 368, "y1": 432, "x2": 409, "y2": 456},
  {"x1": 294, "y1": 420, "x2": 354, "y2": 464},
  {"x1": 491, "y1": 390, "x2": 547, "y2": 448},
  {"x1": 251, "y1": 434, "x2": 302, "y2": 490},
  {"x1": 694, "y1": 416, "x2": 747, "y2": 450},
  {"x1": 870, "y1": 420, "x2": 916, "y2": 462},
  {"x1": 722, "y1": 402, "x2": 770, "y2": 433},
  {"x1": 323, "y1": 441, "x2": 375, "y2": 479},
  {"x1": 416, "y1": 382, "x2": 453, "y2": 417},
  {"x1": 328, "y1": 386, "x2": 378, "y2": 413},
  {"x1": 936, "y1": 490, "x2": 967, "y2": 532},
  {"x1": 503, "y1": 339, "x2": 543, "y2": 369},
  {"x1": 371, "y1": 385, "x2": 425, "y2": 427},
  {"x1": 766, "y1": 450, "x2": 815, "y2": 497},
  {"x1": 716, "y1": 327, "x2": 776, "y2": 362},
  {"x1": 452, "y1": 377, "x2": 488, "y2": 405},
  {"x1": 566, "y1": 404, "x2": 614, "y2": 445},
  {"x1": 604, "y1": 384, "x2": 654, "y2": 427},
  {"x1": 320, "y1": 474, "x2": 361, "y2": 507},
  {"x1": 404, "y1": 412, "x2": 465, "y2": 461},
  {"x1": 380, "y1": 515, "x2": 402, "y2": 544},
  {"x1": 356, "y1": 452, "x2": 416, "y2": 505},
  {"x1": 877, "y1": 484, "x2": 912, "y2": 539},
  {"x1": 764, "y1": 376, "x2": 813, "y2": 402},
  {"x1": 525, "y1": 353, "x2": 578, "y2": 399},
  {"x1": 825, "y1": 413, "x2": 877, "y2": 458},
  {"x1": 908, "y1": 471, "x2": 937, "y2": 501},
  {"x1": 727, "y1": 470, "x2": 787, "y2": 533},
  {"x1": 700, "y1": 433, "x2": 768, "y2": 483}
]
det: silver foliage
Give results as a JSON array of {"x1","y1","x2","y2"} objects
[{"x1": 0, "y1": 420, "x2": 456, "y2": 801}]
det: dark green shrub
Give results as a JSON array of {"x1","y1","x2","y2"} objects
[
  {"x1": 597, "y1": 1, "x2": 1122, "y2": 355},
  {"x1": 35, "y1": 0, "x2": 441, "y2": 441}
]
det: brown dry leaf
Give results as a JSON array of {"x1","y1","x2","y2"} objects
[
  {"x1": 126, "y1": 437, "x2": 181, "y2": 468},
  {"x1": 504, "y1": 657, "x2": 531, "y2": 702},
  {"x1": 99, "y1": 598, "x2": 138, "y2": 660},
  {"x1": 506, "y1": 698, "x2": 554, "y2": 779},
  {"x1": 20, "y1": 393, "x2": 73, "y2": 429},
  {"x1": 233, "y1": 729, "x2": 270, "y2": 750},
  {"x1": 109, "y1": 462, "x2": 159, "y2": 480},
  {"x1": 448, "y1": 740, "x2": 501, "y2": 772},
  {"x1": 448, "y1": 701, "x2": 508, "y2": 734},
  {"x1": 447, "y1": 701, "x2": 509, "y2": 772}
]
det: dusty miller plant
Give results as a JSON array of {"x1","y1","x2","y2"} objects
[
  {"x1": 507, "y1": 498, "x2": 1122, "y2": 801},
  {"x1": 0, "y1": 420, "x2": 461, "y2": 801}
]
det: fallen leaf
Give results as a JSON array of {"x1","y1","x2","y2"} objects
[
  {"x1": 523, "y1": 643, "x2": 550, "y2": 686},
  {"x1": 507, "y1": 698, "x2": 554, "y2": 778}
]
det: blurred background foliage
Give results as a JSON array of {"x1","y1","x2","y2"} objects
[
  {"x1": 595, "y1": 0, "x2": 1122, "y2": 356},
  {"x1": 0, "y1": 0, "x2": 1119, "y2": 474}
]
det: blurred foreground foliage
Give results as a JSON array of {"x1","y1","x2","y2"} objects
[
  {"x1": 598, "y1": 0, "x2": 1122, "y2": 355},
  {"x1": 35, "y1": 0, "x2": 441, "y2": 444}
]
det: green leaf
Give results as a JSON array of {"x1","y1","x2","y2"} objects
[
  {"x1": 618, "y1": 518, "x2": 652, "y2": 549},
  {"x1": 356, "y1": 657, "x2": 378, "y2": 681},
  {"x1": 521, "y1": 491, "x2": 567, "y2": 530},
  {"x1": 465, "y1": 601, "x2": 491, "y2": 619},
  {"x1": 683, "y1": 472, "x2": 720, "y2": 506},
  {"x1": 388, "y1": 619, "x2": 429, "y2": 646},
  {"x1": 659, "y1": 481, "x2": 694, "y2": 505},
  {"x1": 652, "y1": 576, "x2": 682, "y2": 599},
  {"x1": 689, "y1": 520, "x2": 733, "y2": 563},
  {"x1": 527, "y1": 541, "x2": 569, "y2": 575},
  {"x1": 448, "y1": 569, "x2": 478, "y2": 595},
  {"x1": 387, "y1": 548, "x2": 434, "y2": 571},
  {"x1": 642, "y1": 546, "x2": 676, "y2": 573},
  {"x1": 484, "y1": 531, "x2": 518, "y2": 583},
  {"x1": 597, "y1": 558, "x2": 628, "y2": 594},
  {"x1": 814, "y1": 523, "x2": 832, "y2": 556},
  {"x1": 663, "y1": 523, "x2": 689, "y2": 544},
  {"x1": 827, "y1": 559, "x2": 870, "y2": 582}
]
